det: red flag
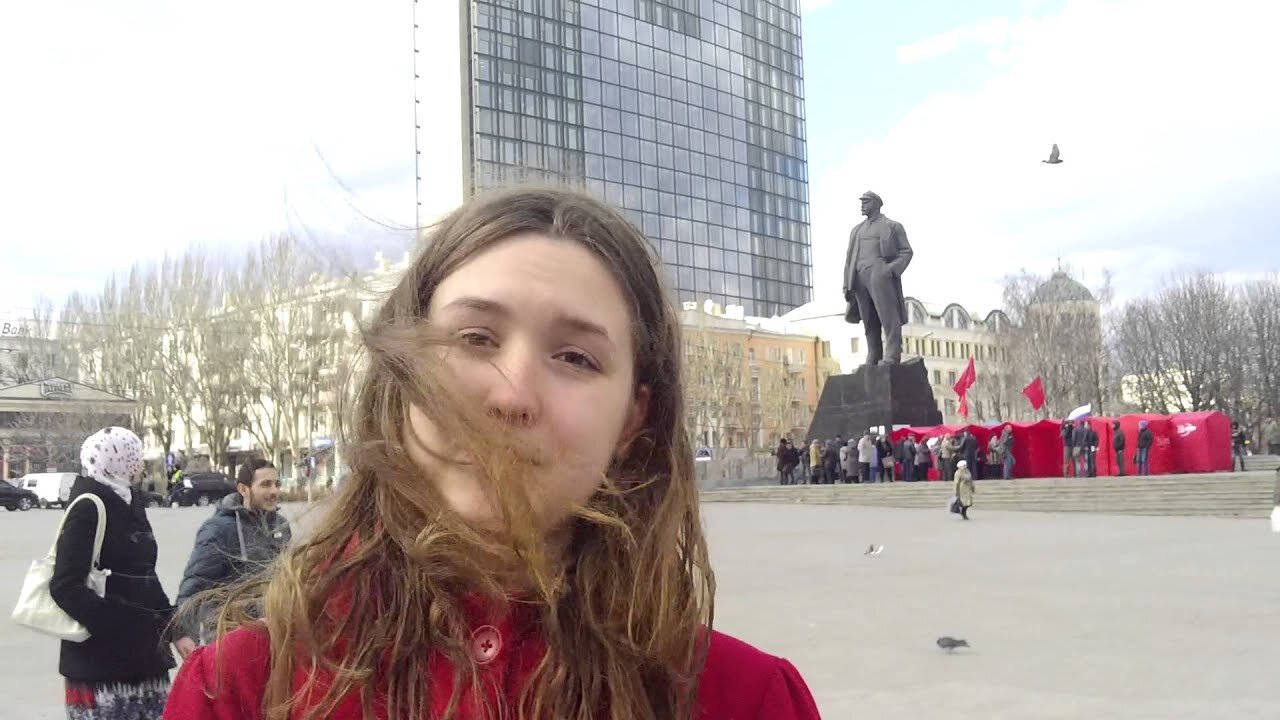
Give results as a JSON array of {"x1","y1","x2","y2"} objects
[
  {"x1": 952, "y1": 357, "x2": 976, "y2": 398},
  {"x1": 1022, "y1": 375, "x2": 1046, "y2": 410},
  {"x1": 957, "y1": 394, "x2": 970, "y2": 419}
]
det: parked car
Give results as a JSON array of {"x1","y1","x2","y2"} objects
[
  {"x1": 0, "y1": 482, "x2": 39, "y2": 512},
  {"x1": 169, "y1": 472, "x2": 235, "y2": 507},
  {"x1": 18, "y1": 472, "x2": 77, "y2": 509}
]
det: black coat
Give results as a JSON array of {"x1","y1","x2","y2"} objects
[
  {"x1": 1113, "y1": 429, "x2": 1126, "y2": 451},
  {"x1": 959, "y1": 434, "x2": 979, "y2": 466},
  {"x1": 175, "y1": 492, "x2": 291, "y2": 639},
  {"x1": 1137, "y1": 428, "x2": 1154, "y2": 449},
  {"x1": 1071, "y1": 424, "x2": 1090, "y2": 449},
  {"x1": 49, "y1": 476, "x2": 175, "y2": 682}
]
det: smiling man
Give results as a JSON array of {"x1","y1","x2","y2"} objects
[{"x1": 173, "y1": 458, "x2": 292, "y2": 657}]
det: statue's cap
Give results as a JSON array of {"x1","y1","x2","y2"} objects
[{"x1": 860, "y1": 191, "x2": 883, "y2": 204}]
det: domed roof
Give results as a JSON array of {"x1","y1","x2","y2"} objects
[{"x1": 1031, "y1": 271, "x2": 1095, "y2": 304}]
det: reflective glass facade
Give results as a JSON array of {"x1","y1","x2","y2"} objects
[{"x1": 469, "y1": 0, "x2": 809, "y2": 317}]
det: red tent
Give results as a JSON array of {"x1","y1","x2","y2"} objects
[
  {"x1": 888, "y1": 412, "x2": 1228, "y2": 479},
  {"x1": 1115, "y1": 414, "x2": 1176, "y2": 475},
  {"x1": 891, "y1": 420, "x2": 1062, "y2": 480},
  {"x1": 1168, "y1": 411, "x2": 1233, "y2": 473}
]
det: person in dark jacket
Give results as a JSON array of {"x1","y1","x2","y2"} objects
[
  {"x1": 1060, "y1": 420, "x2": 1075, "y2": 477},
  {"x1": 1084, "y1": 422, "x2": 1099, "y2": 477},
  {"x1": 1113, "y1": 420, "x2": 1127, "y2": 476},
  {"x1": 876, "y1": 435, "x2": 895, "y2": 482},
  {"x1": 957, "y1": 431, "x2": 979, "y2": 481},
  {"x1": 914, "y1": 437, "x2": 932, "y2": 481},
  {"x1": 999, "y1": 426, "x2": 1016, "y2": 480},
  {"x1": 1230, "y1": 422, "x2": 1248, "y2": 471},
  {"x1": 1070, "y1": 420, "x2": 1090, "y2": 477},
  {"x1": 1136, "y1": 420, "x2": 1154, "y2": 475},
  {"x1": 173, "y1": 459, "x2": 291, "y2": 656},
  {"x1": 50, "y1": 427, "x2": 175, "y2": 719}
]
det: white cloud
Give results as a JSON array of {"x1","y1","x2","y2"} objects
[
  {"x1": 811, "y1": 0, "x2": 1280, "y2": 314},
  {"x1": 896, "y1": 18, "x2": 1013, "y2": 65},
  {"x1": 0, "y1": 1, "x2": 415, "y2": 309},
  {"x1": 800, "y1": 0, "x2": 840, "y2": 14}
]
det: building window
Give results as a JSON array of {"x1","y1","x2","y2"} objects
[
  {"x1": 748, "y1": 347, "x2": 755, "y2": 362},
  {"x1": 933, "y1": 370, "x2": 942, "y2": 385},
  {"x1": 948, "y1": 371, "x2": 957, "y2": 386},
  {"x1": 850, "y1": 337, "x2": 860, "y2": 353},
  {"x1": 751, "y1": 376, "x2": 760, "y2": 402},
  {"x1": 944, "y1": 399, "x2": 956, "y2": 417}
]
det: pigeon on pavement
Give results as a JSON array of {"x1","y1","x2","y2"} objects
[
  {"x1": 936, "y1": 636, "x2": 970, "y2": 652},
  {"x1": 864, "y1": 544, "x2": 884, "y2": 556},
  {"x1": 1042, "y1": 143, "x2": 1063, "y2": 164}
]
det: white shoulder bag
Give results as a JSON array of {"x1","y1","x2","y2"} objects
[{"x1": 10, "y1": 493, "x2": 111, "y2": 642}]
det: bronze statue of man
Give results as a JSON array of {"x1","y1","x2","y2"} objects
[{"x1": 843, "y1": 191, "x2": 913, "y2": 365}]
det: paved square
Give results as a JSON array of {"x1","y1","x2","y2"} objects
[{"x1": 2, "y1": 502, "x2": 1278, "y2": 718}]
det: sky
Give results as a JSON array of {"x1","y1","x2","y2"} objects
[{"x1": 2, "y1": 0, "x2": 1278, "y2": 324}]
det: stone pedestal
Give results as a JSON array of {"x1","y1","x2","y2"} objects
[{"x1": 805, "y1": 358, "x2": 943, "y2": 440}]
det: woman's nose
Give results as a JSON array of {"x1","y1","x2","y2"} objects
[{"x1": 482, "y1": 350, "x2": 542, "y2": 427}]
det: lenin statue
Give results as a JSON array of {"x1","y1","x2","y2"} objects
[{"x1": 842, "y1": 191, "x2": 913, "y2": 365}]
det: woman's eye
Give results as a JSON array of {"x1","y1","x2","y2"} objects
[
  {"x1": 458, "y1": 331, "x2": 495, "y2": 348},
  {"x1": 556, "y1": 350, "x2": 601, "y2": 372}
]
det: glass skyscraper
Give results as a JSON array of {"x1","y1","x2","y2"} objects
[{"x1": 416, "y1": 0, "x2": 810, "y2": 317}]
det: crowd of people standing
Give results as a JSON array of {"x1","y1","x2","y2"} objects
[{"x1": 776, "y1": 426, "x2": 1017, "y2": 486}]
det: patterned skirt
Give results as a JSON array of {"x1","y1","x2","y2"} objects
[{"x1": 65, "y1": 676, "x2": 170, "y2": 720}]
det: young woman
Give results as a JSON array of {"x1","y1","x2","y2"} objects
[
  {"x1": 51, "y1": 426, "x2": 176, "y2": 719},
  {"x1": 162, "y1": 188, "x2": 821, "y2": 720}
]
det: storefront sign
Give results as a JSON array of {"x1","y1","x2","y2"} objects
[{"x1": 39, "y1": 380, "x2": 73, "y2": 399}]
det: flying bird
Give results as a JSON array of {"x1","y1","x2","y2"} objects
[
  {"x1": 936, "y1": 636, "x2": 969, "y2": 652},
  {"x1": 1042, "y1": 144, "x2": 1063, "y2": 164},
  {"x1": 864, "y1": 544, "x2": 884, "y2": 556}
]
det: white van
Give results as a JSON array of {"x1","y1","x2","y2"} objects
[{"x1": 20, "y1": 473, "x2": 76, "y2": 509}]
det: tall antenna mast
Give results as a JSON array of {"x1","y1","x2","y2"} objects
[{"x1": 412, "y1": 0, "x2": 422, "y2": 231}]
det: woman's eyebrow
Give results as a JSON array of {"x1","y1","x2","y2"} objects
[{"x1": 442, "y1": 295, "x2": 615, "y2": 348}]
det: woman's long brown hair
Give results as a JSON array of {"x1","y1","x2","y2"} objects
[{"x1": 202, "y1": 187, "x2": 714, "y2": 720}]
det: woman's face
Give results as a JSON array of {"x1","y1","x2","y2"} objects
[{"x1": 406, "y1": 233, "x2": 648, "y2": 531}]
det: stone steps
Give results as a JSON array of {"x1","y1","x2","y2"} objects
[
  {"x1": 700, "y1": 469, "x2": 1279, "y2": 519},
  {"x1": 1246, "y1": 454, "x2": 1280, "y2": 471}
]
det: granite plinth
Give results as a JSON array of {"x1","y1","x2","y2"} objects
[{"x1": 805, "y1": 358, "x2": 943, "y2": 440}]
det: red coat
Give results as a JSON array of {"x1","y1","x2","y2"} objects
[{"x1": 162, "y1": 617, "x2": 821, "y2": 719}]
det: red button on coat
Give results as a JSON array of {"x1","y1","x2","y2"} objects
[{"x1": 470, "y1": 625, "x2": 502, "y2": 664}]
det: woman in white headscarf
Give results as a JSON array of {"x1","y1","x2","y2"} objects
[{"x1": 49, "y1": 426, "x2": 176, "y2": 719}]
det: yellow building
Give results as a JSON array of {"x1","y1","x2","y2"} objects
[{"x1": 682, "y1": 300, "x2": 840, "y2": 451}]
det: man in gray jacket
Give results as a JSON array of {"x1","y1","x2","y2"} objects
[{"x1": 173, "y1": 458, "x2": 290, "y2": 657}]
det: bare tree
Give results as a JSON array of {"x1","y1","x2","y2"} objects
[
  {"x1": 682, "y1": 330, "x2": 748, "y2": 450},
  {"x1": 970, "y1": 322, "x2": 1022, "y2": 421},
  {"x1": 998, "y1": 269, "x2": 1112, "y2": 419},
  {"x1": 0, "y1": 299, "x2": 73, "y2": 387},
  {"x1": 1112, "y1": 271, "x2": 1271, "y2": 431},
  {"x1": 756, "y1": 359, "x2": 804, "y2": 447},
  {"x1": 231, "y1": 237, "x2": 328, "y2": 470},
  {"x1": 1242, "y1": 276, "x2": 1280, "y2": 420}
]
